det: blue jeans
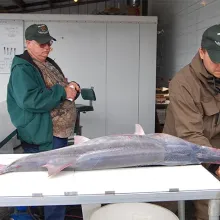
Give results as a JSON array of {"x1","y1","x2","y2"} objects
[{"x1": 22, "y1": 136, "x2": 68, "y2": 220}]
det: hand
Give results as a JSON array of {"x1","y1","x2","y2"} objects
[
  {"x1": 64, "y1": 84, "x2": 77, "y2": 100},
  {"x1": 69, "y1": 81, "x2": 80, "y2": 92},
  {"x1": 215, "y1": 167, "x2": 220, "y2": 177}
]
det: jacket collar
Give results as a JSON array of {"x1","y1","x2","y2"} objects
[
  {"x1": 19, "y1": 50, "x2": 64, "y2": 77},
  {"x1": 190, "y1": 52, "x2": 220, "y2": 95},
  {"x1": 190, "y1": 52, "x2": 211, "y2": 79},
  {"x1": 19, "y1": 50, "x2": 35, "y2": 66}
]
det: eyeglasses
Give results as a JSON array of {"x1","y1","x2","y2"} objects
[{"x1": 34, "y1": 40, "x2": 53, "y2": 48}]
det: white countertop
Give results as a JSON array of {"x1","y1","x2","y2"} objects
[{"x1": 0, "y1": 154, "x2": 219, "y2": 206}]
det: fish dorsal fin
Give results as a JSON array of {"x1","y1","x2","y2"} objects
[
  {"x1": 74, "y1": 135, "x2": 90, "y2": 145},
  {"x1": 134, "y1": 124, "x2": 145, "y2": 135}
]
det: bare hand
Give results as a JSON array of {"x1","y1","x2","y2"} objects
[
  {"x1": 64, "y1": 84, "x2": 77, "y2": 100},
  {"x1": 216, "y1": 167, "x2": 220, "y2": 177},
  {"x1": 69, "y1": 81, "x2": 80, "y2": 92}
]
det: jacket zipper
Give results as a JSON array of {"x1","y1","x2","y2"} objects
[{"x1": 215, "y1": 112, "x2": 220, "y2": 126}]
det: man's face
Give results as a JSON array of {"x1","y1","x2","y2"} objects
[
  {"x1": 26, "y1": 40, "x2": 52, "y2": 60},
  {"x1": 199, "y1": 48, "x2": 220, "y2": 78}
]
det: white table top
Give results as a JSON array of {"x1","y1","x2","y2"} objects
[{"x1": 0, "y1": 154, "x2": 219, "y2": 206}]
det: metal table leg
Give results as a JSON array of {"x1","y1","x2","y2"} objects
[
  {"x1": 209, "y1": 199, "x2": 220, "y2": 220},
  {"x1": 178, "y1": 200, "x2": 185, "y2": 220}
]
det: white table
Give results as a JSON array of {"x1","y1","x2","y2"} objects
[{"x1": 0, "y1": 154, "x2": 219, "y2": 220}]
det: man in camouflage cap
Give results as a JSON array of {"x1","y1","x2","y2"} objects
[{"x1": 7, "y1": 23, "x2": 81, "y2": 220}]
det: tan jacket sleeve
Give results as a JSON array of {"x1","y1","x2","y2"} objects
[{"x1": 167, "y1": 79, "x2": 213, "y2": 148}]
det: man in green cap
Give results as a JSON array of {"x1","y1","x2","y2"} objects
[
  {"x1": 7, "y1": 24, "x2": 81, "y2": 220},
  {"x1": 162, "y1": 24, "x2": 220, "y2": 219}
]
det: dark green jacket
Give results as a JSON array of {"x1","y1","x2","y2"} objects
[{"x1": 7, "y1": 50, "x2": 76, "y2": 151}]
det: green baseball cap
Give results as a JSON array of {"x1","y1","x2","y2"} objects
[
  {"x1": 25, "y1": 24, "x2": 56, "y2": 44},
  {"x1": 201, "y1": 24, "x2": 220, "y2": 63}
]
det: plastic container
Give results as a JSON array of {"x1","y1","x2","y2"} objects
[
  {"x1": 15, "y1": 207, "x2": 28, "y2": 212},
  {"x1": 90, "y1": 203, "x2": 179, "y2": 220},
  {"x1": 10, "y1": 207, "x2": 34, "y2": 220},
  {"x1": 10, "y1": 213, "x2": 33, "y2": 220}
]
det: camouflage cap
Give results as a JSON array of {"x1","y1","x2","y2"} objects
[
  {"x1": 25, "y1": 24, "x2": 56, "y2": 44},
  {"x1": 201, "y1": 24, "x2": 220, "y2": 63}
]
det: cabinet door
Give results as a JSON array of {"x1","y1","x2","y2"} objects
[
  {"x1": 106, "y1": 23, "x2": 139, "y2": 135},
  {"x1": 60, "y1": 22, "x2": 107, "y2": 138},
  {"x1": 139, "y1": 23, "x2": 157, "y2": 134}
]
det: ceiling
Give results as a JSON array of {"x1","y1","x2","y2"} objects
[{"x1": 0, "y1": 0, "x2": 111, "y2": 13}]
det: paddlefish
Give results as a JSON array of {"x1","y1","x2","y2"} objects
[{"x1": 0, "y1": 124, "x2": 220, "y2": 177}]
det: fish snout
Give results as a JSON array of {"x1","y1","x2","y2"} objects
[{"x1": 0, "y1": 165, "x2": 8, "y2": 174}]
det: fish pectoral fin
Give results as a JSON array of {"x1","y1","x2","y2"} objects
[
  {"x1": 134, "y1": 124, "x2": 145, "y2": 135},
  {"x1": 74, "y1": 135, "x2": 90, "y2": 145},
  {"x1": 42, "y1": 163, "x2": 73, "y2": 177}
]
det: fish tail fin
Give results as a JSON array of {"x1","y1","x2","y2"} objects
[{"x1": 0, "y1": 164, "x2": 7, "y2": 174}]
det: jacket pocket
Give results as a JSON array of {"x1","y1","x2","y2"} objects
[
  {"x1": 17, "y1": 114, "x2": 37, "y2": 144},
  {"x1": 201, "y1": 99, "x2": 220, "y2": 127},
  {"x1": 201, "y1": 98, "x2": 219, "y2": 116},
  {"x1": 18, "y1": 113, "x2": 53, "y2": 145},
  {"x1": 20, "y1": 112, "x2": 36, "y2": 128}
]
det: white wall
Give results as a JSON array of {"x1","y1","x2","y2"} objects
[
  {"x1": 0, "y1": 75, "x2": 10, "y2": 102},
  {"x1": 152, "y1": 0, "x2": 220, "y2": 82}
]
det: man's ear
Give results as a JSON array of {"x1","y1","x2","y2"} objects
[
  {"x1": 25, "y1": 40, "x2": 29, "y2": 49},
  {"x1": 199, "y1": 47, "x2": 205, "y2": 60},
  {"x1": 25, "y1": 40, "x2": 32, "y2": 48}
]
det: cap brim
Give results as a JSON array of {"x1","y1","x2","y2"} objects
[
  {"x1": 207, "y1": 49, "x2": 220, "y2": 63},
  {"x1": 36, "y1": 35, "x2": 56, "y2": 44}
]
